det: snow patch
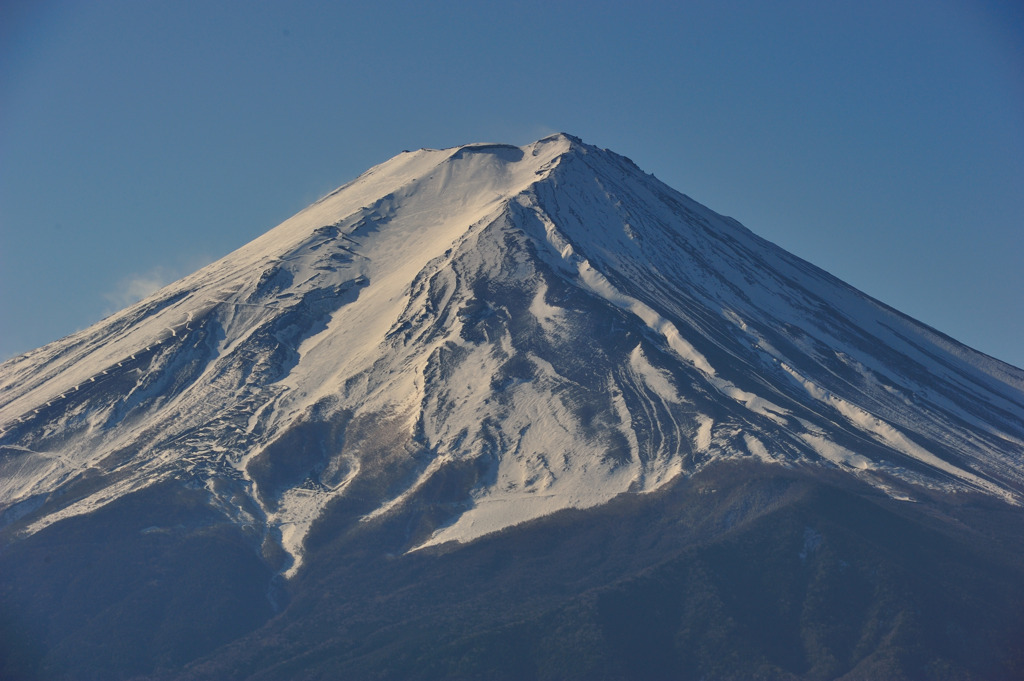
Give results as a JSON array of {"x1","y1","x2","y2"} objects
[
  {"x1": 695, "y1": 415, "x2": 714, "y2": 452},
  {"x1": 629, "y1": 345, "x2": 680, "y2": 403},
  {"x1": 743, "y1": 434, "x2": 774, "y2": 463}
]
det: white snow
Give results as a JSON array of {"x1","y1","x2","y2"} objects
[
  {"x1": 780, "y1": 362, "x2": 1015, "y2": 501},
  {"x1": 695, "y1": 415, "x2": 714, "y2": 452},
  {"x1": 743, "y1": 434, "x2": 774, "y2": 463},
  {"x1": 629, "y1": 345, "x2": 681, "y2": 404},
  {"x1": 574, "y1": 261, "x2": 716, "y2": 376},
  {"x1": 528, "y1": 282, "x2": 568, "y2": 335}
]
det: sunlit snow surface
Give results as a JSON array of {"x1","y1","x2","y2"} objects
[{"x1": 2, "y1": 134, "x2": 1022, "y2": 577}]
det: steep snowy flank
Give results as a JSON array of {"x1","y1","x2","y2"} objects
[{"x1": 1, "y1": 134, "x2": 1022, "y2": 577}]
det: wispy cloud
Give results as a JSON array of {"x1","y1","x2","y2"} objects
[
  {"x1": 102, "y1": 267, "x2": 176, "y2": 312},
  {"x1": 101, "y1": 254, "x2": 213, "y2": 314}
]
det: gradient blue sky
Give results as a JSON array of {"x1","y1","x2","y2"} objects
[{"x1": 2, "y1": 0, "x2": 1022, "y2": 367}]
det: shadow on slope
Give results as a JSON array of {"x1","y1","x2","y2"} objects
[
  {"x1": 162, "y1": 461, "x2": 1024, "y2": 681},
  {"x1": 0, "y1": 482, "x2": 279, "y2": 681}
]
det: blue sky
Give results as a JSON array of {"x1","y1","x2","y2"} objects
[{"x1": 2, "y1": 0, "x2": 1022, "y2": 367}]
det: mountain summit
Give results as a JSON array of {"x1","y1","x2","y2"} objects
[{"x1": 2, "y1": 134, "x2": 1023, "y2": 680}]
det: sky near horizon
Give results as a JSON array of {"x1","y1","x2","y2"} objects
[{"x1": 2, "y1": 0, "x2": 1022, "y2": 367}]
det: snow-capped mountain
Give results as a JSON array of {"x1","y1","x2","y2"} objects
[
  {"x1": 2, "y1": 133, "x2": 1022, "y2": 582},
  {"x1": 5, "y1": 133, "x2": 1024, "y2": 681}
]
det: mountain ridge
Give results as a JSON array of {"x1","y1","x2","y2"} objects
[{"x1": 2, "y1": 133, "x2": 1022, "y2": 575}]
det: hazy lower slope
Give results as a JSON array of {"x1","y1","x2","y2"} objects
[{"x1": 159, "y1": 463, "x2": 1024, "y2": 681}]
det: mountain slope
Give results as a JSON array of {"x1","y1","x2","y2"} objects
[
  {"x1": 1, "y1": 133, "x2": 1023, "y2": 680},
  {"x1": 166, "y1": 463, "x2": 1024, "y2": 681}
]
